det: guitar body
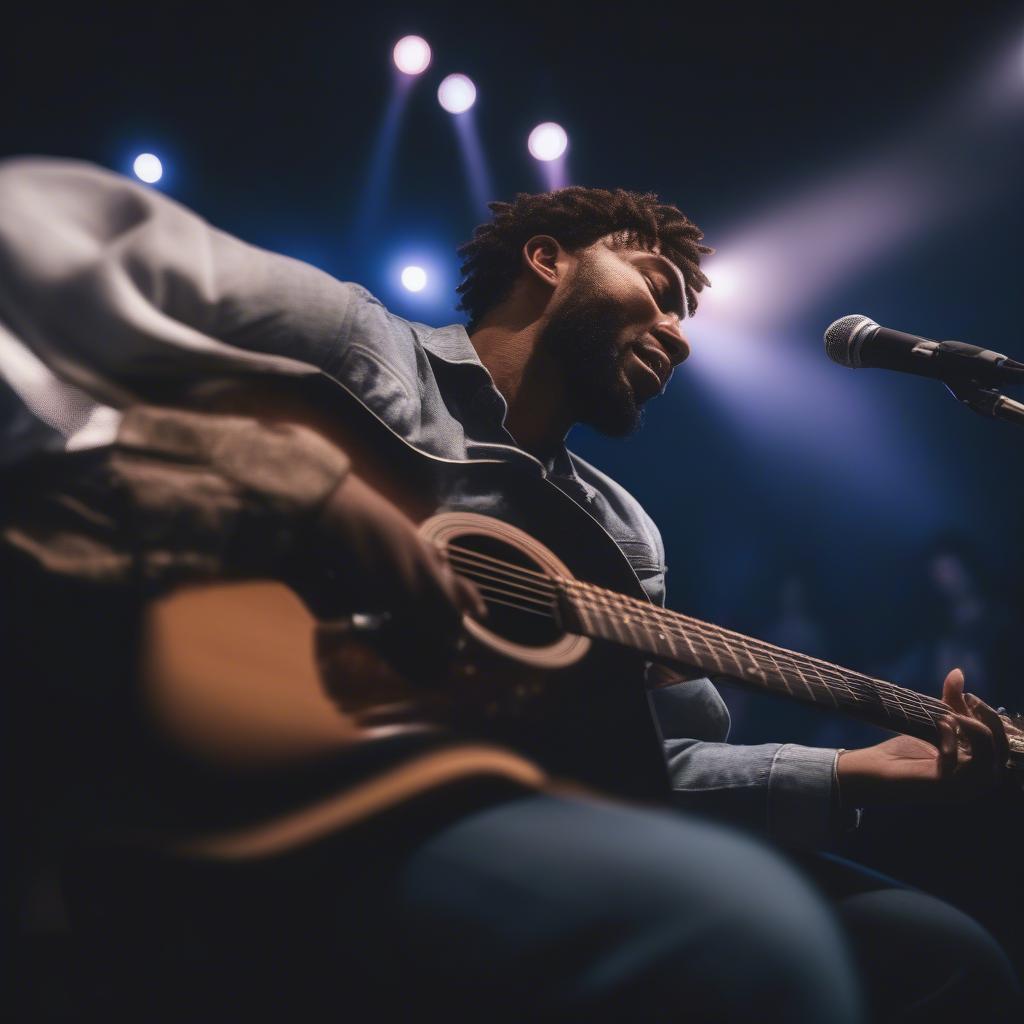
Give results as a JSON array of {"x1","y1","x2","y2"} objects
[{"x1": 140, "y1": 373, "x2": 672, "y2": 841}]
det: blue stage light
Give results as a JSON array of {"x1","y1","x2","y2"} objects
[
  {"x1": 401, "y1": 265, "x2": 428, "y2": 292},
  {"x1": 132, "y1": 153, "x2": 163, "y2": 183}
]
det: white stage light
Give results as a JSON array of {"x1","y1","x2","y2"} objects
[
  {"x1": 393, "y1": 36, "x2": 431, "y2": 75},
  {"x1": 700, "y1": 259, "x2": 743, "y2": 302},
  {"x1": 528, "y1": 123, "x2": 568, "y2": 162},
  {"x1": 132, "y1": 153, "x2": 163, "y2": 184},
  {"x1": 438, "y1": 74, "x2": 476, "y2": 114},
  {"x1": 401, "y1": 265, "x2": 428, "y2": 292}
]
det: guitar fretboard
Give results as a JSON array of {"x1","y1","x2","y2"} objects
[{"x1": 558, "y1": 579, "x2": 948, "y2": 742}]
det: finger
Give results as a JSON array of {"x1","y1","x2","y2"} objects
[
  {"x1": 402, "y1": 561, "x2": 466, "y2": 671},
  {"x1": 453, "y1": 574, "x2": 489, "y2": 619},
  {"x1": 430, "y1": 562, "x2": 469, "y2": 627},
  {"x1": 941, "y1": 668, "x2": 971, "y2": 716},
  {"x1": 431, "y1": 545, "x2": 485, "y2": 619},
  {"x1": 965, "y1": 693, "x2": 1010, "y2": 775},
  {"x1": 954, "y1": 712, "x2": 996, "y2": 776},
  {"x1": 936, "y1": 717, "x2": 959, "y2": 778}
]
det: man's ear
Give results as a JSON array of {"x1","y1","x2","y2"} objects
[{"x1": 522, "y1": 235, "x2": 565, "y2": 289}]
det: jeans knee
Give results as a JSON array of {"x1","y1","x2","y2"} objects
[
  {"x1": 595, "y1": 828, "x2": 865, "y2": 1023},
  {"x1": 838, "y1": 889, "x2": 1021, "y2": 1022}
]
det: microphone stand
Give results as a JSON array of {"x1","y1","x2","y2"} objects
[{"x1": 944, "y1": 378, "x2": 1024, "y2": 428}]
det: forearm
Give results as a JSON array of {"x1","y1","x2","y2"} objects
[
  {"x1": 2, "y1": 404, "x2": 349, "y2": 589},
  {"x1": 664, "y1": 736, "x2": 842, "y2": 848}
]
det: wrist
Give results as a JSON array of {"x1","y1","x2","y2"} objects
[
  {"x1": 832, "y1": 748, "x2": 864, "y2": 832},
  {"x1": 834, "y1": 746, "x2": 877, "y2": 807}
]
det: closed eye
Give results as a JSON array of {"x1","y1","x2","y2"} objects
[{"x1": 643, "y1": 274, "x2": 669, "y2": 311}]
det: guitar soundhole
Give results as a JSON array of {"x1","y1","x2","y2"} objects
[{"x1": 448, "y1": 532, "x2": 562, "y2": 648}]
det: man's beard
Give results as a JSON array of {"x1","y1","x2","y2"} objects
[{"x1": 539, "y1": 271, "x2": 641, "y2": 437}]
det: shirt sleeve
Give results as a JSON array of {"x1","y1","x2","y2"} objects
[
  {"x1": 663, "y1": 734, "x2": 840, "y2": 849},
  {"x1": 0, "y1": 156, "x2": 361, "y2": 405},
  {"x1": 650, "y1": 672, "x2": 842, "y2": 849},
  {"x1": 0, "y1": 158, "x2": 364, "y2": 585}
]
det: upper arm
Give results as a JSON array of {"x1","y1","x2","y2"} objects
[{"x1": 0, "y1": 158, "x2": 360, "y2": 403}]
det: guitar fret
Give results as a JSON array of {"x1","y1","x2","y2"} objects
[
  {"x1": 594, "y1": 592, "x2": 630, "y2": 647},
  {"x1": 767, "y1": 646, "x2": 819, "y2": 702},
  {"x1": 603, "y1": 590, "x2": 642, "y2": 649},
  {"x1": 694, "y1": 626, "x2": 727, "y2": 674},
  {"x1": 733, "y1": 633, "x2": 772, "y2": 687},
  {"x1": 807, "y1": 661, "x2": 838, "y2": 704},
  {"x1": 875, "y1": 682, "x2": 900, "y2": 721},
  {"x1": 641, "y1": 614, "x2": 681, "y2": 660},
  {"x1": 782, "y1": 653, "x2": 824, "y2": 703},
  {"x1": 571, "y1": 587, "x2": 597, "y2": 637},
  {"x1": 800, "y1": 655, "x2": 839, "y2": 707},
  {"x1": 826, "y1": 667, "x2": 861, "y2": 707},
  {"x1": 566, "y1": 580, "x2": 950, "y2": 741},
  {"x1": 620, "y1": 609, "x2": 645, "y2": 649}
]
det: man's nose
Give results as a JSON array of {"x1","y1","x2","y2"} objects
[{"x1": 653, "y1": 319, "x2": 689, "y2": 365}]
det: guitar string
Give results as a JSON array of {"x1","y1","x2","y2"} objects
[
  {"x1": 445, "y1": 547, "x2": 937, "y2": 722},
  {"x1": 445, "y1": 540, "x2": 949, "y2": 720},
  {"x1": 572, "y1": 577, "x2": 944, "y2": 729},
  {"x1": 444, "y1": 544, "x2": 937, "y2": 717},
  {"x1": 444, "y1": 547, "x2": 945, "y2": 730},
  {"x1": 469, "y1": 579, "x2": 558, "y2": 610},
  {"x1": 472, "y1": 592, "x2": 557, "y2": 618},
  {"x1": 446, "y1": 555, "x2": 940, "y2": 731}
]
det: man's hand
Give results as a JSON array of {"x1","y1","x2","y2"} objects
[
  {"x1": 313, "y1": 472, "x2": 486, "y2": 668},
  {"x1": 836, "y1": 668, "x2": 1011, "y2": 806}
]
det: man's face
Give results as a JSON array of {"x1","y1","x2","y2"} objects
[{"x1": 539, "y1": 239, "x2": 690, "y2": 436}]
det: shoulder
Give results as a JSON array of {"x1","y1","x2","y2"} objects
[
  {"x1": 325, "y1": 282, "x2": 435, "y2": 380},
  {"x1": 565, "y1": 450, "x2": 667, "y2": 605},
  {"x1": 566, "y1": 450, "x2": 666, "y2": 562}
]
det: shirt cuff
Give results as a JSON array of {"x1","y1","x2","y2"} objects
[{"x1": 766, "y1": 744, "x2": 839, "y2": 848}]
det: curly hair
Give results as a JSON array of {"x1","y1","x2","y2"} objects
[{"x1": 456, "y1": 187, "x2": 712, "y2": 330}]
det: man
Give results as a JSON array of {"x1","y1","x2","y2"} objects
[{"x1": 0, "y1": 158, "x2": 1018, "y2": 1021}]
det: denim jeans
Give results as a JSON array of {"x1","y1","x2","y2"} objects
[{"x1": 357, "y1": 793, "x2": 1019, "y2": 1022}]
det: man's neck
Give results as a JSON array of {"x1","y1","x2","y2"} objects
[{"x1": 469, "y1": 316, "x2": 572, "y2": 461}]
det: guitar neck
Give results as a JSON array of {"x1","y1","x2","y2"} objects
[{"x1": 559, "y1": 580, "x2": 948, "y2": 743}]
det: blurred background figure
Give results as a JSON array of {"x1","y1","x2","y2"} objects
[
  {"x1": 882, "y1": 533, "x2": 1019, "y2": 713},
  {"x1": 723, "y1": 533, "x2": 1022, "y2": 749}
]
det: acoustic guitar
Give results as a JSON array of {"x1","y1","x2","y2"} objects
[{"x1": 138, "y1": 373, "x2": 1023, "y2": 858}]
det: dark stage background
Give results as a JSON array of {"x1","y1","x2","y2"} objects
[{"x1": 4, "y1": 0, "x2": 1024, "y2": 974}]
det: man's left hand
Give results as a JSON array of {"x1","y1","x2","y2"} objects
[{"x1": 835, "y1": 668, "x2": 1011, "y2": 806}]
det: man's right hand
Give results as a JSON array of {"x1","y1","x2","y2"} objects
[{"x1": 313, "y1": 472, "x2": 486, "y2": 667}]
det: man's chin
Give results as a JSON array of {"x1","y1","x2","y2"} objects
[{"x1": 581, "y1": 396, "x2": 643, "y2": 437}]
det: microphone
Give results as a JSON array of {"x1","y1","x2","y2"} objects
[{"x1": 824, "y1": 315, "x2": 1024, "y2": 387}]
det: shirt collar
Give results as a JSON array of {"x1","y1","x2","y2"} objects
[
  {"x1": 421, "y1": 322, "x2": 587, "y2": 490},
  {"x1": 420, "y1": 323, "x2": 483, "y2": 366}
]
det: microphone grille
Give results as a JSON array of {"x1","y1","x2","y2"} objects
[{"x1": 824, "y1": 314, "x2": 875, "y2": 368}]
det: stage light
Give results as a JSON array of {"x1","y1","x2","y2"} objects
[
  {"x1": 132, "y1": 153, "x2": 163, "y2": 184},
  {"x1": 700, "y1": 259, "x2": 743, "y2": 303},
  {"x1": 393, "y1": 36, "x2": 431, "y2": 75},
  {"x1": 528, "y1": 123, "x2": 568, "y2": 162},
  {"x1": 401, "y1": 265, "x2": 428, "y2": 292},
  {"x1": 438, "y1": 74, "x2": 476, "y2": 114}
]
